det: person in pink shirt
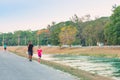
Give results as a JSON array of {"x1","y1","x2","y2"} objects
[{"x1": 37, "y1": 46, "x2": 42, "y2": 62}]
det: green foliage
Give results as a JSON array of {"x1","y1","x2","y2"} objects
[
  {"x1": 104, "y1": 6, "x2": 120, "y2": 45},
  {"x1": 49, "y1": 24, "x2": 61, "y2": 45},
  {"x1": 82, "y1": 17, "x2": 109, "y2": 46},
  {"x1": 111, "y1": 6, "x2": 120, "y2": 24},
  {"x1": 49, "y1": 21, "x2": 75, "y2": 45},
  {"x1": 0, "y1": 16, "x2": 110, "y2": 46}
]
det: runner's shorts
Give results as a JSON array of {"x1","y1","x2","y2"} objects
[{"x1": 28, "y1": 51, "x2": 33, "y2": 56}]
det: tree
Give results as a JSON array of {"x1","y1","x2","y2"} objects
[
  {"x1": 49, "y1": 22, "x2": 66, "y2": 45},
  {"x1": 37, "y1": 29, "x2": 49, "y2": 45},
  {"x1": 59, "y1": 26, "x2": 77, "y2": 47},
  {"x1": 83, "y1": 25, "x2": 95, "y2": 46},
  {"x1": 71, "y1": 14, "x2": 84, "y2": 45},
  {"x1": 104, "y1": 6, "x2": 120, "y2": 45},
  {"x1": 82, "y1": 17, "x2": 109, "y2": 46},
  {"x1": 93, "y1": 17, "x2": 109, "y2": 44}
]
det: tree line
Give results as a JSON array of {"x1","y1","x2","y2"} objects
[{"x1": 0, "y1": 5, "x2": 120, "y2": 46}]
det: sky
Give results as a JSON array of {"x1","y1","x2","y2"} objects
[{"x1": 0, "y1": 0, "x2": 120, "y2": 33}]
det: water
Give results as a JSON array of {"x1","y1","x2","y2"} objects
[
  {"x1": 33, "y1": 54, "x2": 120, "y2": 80},
  {"x1": 52, "y1": 55, "x2": 120, "y2": 80}
]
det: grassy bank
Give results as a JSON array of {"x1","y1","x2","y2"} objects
[
  {"x1": 7, "y1": 46, "x2": 114, "y2": 80},
  {"x1": 7, "y1": 46, "x2": 120, "y2": 58},
  {"x1": 44, "y1": 46, "x2": 120, "y2": 58}
]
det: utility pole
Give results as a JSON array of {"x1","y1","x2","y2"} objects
[
  {"x1": 37, "y1": 35, "x2": 39, "y2": 46},
  {"x1": 0, "y1": 32, "x2": 4, "y2": 46},
  {"x1": 2, "y1": 33, "x2": 4, "y2": 46},
  {"x1": 25, "y1": 36, "x2": 26, "y2": 45},
  {"x1": 18, "y1": 35, "x2": 20, "y2": 46}
]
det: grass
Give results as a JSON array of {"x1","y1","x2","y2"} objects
[{"x1": 7, "y1": 46, "x2": 114, "y2": 80}]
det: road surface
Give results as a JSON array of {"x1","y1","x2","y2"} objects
[{"x1": 0, "y1": 51, "x2": 79, "y2": 80}]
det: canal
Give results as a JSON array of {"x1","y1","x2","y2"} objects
[{"x1": 45, "y1": 54, "x2": 120, "y2": 80}]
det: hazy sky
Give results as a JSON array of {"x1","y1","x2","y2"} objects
[{"x1": 0, "y1": 0, "x2": 120, "y2": 33}]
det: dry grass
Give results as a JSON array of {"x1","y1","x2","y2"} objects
[
  {"x1": 24, "y1": 46, "x2": 120, "y2": 58},
  {"x1": 6, "y1": 46, "x2": 120, "y2": 56}
]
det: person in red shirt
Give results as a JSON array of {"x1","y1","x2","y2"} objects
[{"x1": 37, "y1": 46, "x2": 42, "y2": 62}]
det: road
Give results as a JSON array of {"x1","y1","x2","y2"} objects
[{"x1": 0, "y1": 51, "x2": 79, "y2": 80}]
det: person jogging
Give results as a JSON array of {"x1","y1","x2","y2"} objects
[
  {"x1": 4, "y1": 44, "x2": 7, "y2": 51},
  {"x1": 28, "y1": 41, "x2": 34, "y2": 61},
  {"x1": 37, "y1": 46, "x2": 42, "y2": 62}
]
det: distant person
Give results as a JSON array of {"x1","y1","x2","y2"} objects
[
  {"x1": 37, "y1": 46, "x2": 42, "y2": 62},
  {"x1": 28, "y1": 41, "x2": 34, "y2": 61},
  {"x1": 4, "y1": 44, "x2": 7, "y2": 51}
]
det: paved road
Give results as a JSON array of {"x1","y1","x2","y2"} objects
[{"x1": 0, "y1": 51, "x2": 79, "y2": 80}]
